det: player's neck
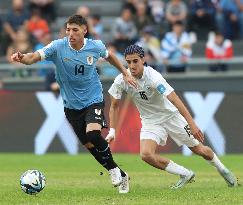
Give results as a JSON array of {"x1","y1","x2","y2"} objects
[
  {"x1": 134, "y1": 68, "x2": 144, "y2": 79},
  {"x1": 71, "y1": 43, "x2": 84, "y2": 50},
  {"x1": 70, "y1": 40, "x2": 84, "y2": 51}
]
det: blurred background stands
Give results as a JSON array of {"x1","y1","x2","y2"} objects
[{"x1": 0, "y1": 0, "x2": 242, "y2": 88}]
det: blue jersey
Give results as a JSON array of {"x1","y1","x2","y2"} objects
[{"x1": 38, "y1": 37, "x2": 109, "y2": 109}]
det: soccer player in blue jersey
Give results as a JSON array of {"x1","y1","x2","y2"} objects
[{"x1": 11, "y1": 14, "x2": 135, "y2": 188}]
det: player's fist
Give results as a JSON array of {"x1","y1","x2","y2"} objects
[
  {"x1": 105, "y1": 128, "x2": 115, "y2": 143},
  {"x1": 11, "y1": 51, "x2": 24, "y2": 62}
]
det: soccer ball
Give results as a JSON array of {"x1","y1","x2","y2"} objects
[{"x1": 20, "y1": 170, "x2": 46, "y2": 195}]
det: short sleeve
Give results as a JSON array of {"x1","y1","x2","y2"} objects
[
  {"x1": 151, "y1": 69, "x2": 174, "y2": 96},
  {"x1": 37, "y1": 40, "x2": 57, "y2": 61},
  {"x1": 108, "y1": 75, "x2": 125, "y2": 99},
  {"x1": 95, "y1": 40, "x2": 109, "y2": 58}
]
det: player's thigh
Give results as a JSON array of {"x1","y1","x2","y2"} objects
[
  {"x1": 140, "y1": 125, "x2": 168, "y2": 146},
  {"x1": 64, "y1": 107, "x2": 88, "y2": 145},
  {"x1": 85, "y1": 102, "x2": 107, "y2": 132},
  {"x1": 86, "y1": 123, "x2": 101, "y2": 132},
  {"x1": 165, "y1": 113, "x2": 199, "y2": 147}
]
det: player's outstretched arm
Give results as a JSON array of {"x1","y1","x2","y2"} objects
[
  {"x1": 105, "y1": 96, "x2": 120, "y2": 143},
  {"x1": 11, "y1": 51, "x2": 41, "y2": 65},
  {"x1": 167, "y1": 91, "x2": 204, "y2": 142},
  {"x1": 106, "y1": 52, "x2": 137, "y2": 88}
]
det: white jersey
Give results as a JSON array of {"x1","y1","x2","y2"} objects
[{"x1": 108, "y1": 66, "x2": 178, "y2": 125}]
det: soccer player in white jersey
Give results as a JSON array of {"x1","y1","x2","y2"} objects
[
  {"x1": 106, "y1": 44, "x2": 238, "y2": 192},
  {"x1": 11, "y1": 15, "x2": 137, "y2": 189}
]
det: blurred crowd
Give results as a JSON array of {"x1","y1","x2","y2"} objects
[{"x1": 0, "y1": 0, "x2": 242, "y2": 80}]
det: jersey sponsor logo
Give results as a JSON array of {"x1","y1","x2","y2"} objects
[
  {"x1": 63, "y1": 57, "x2": 71, "y2": 62},
  {"x1": 87, "y1": 56, "x2": 93, "y2": 65},
  {"x1": 95, "y1": 109, "x2": 102, "y2": 115},
  {"x1": 157, "y1": 84, "x2": 166, "y2": 94}
]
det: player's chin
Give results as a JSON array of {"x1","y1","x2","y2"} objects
[
  {"x1": 130, "y1": 71, "x2": 136, "y2": 75},
  {"x1": 69, "y1": 38, "x2": 76, "y2": 43},
  {"x1": 131, "y1": 73, "x2": 139, "y2": 78}
]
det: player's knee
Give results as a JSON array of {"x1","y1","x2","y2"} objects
[
  {"x1": 86, "y1": 130, "x2": 102, "y2": 143},
  {"x1": 86, "y1": 130, "x2": 108, "y2": 151},
  {"x1": 140, "y1": 151, "x2": 154, "y2": 163}
]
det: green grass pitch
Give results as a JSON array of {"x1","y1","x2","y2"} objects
[{"x1": 0, "y1": 154, "x2": 242, "y2": 205}]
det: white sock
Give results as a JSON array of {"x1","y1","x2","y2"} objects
[
  {"x1": 165, "y1": 160, "x2": 191, "y2": 177},
  {"x1": 208, "y1": 153, "x2": 227, "y2": 172}
]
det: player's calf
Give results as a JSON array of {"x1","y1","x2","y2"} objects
[{"x1": 190, "y1": 144, "x2": 214, "y2": 160}]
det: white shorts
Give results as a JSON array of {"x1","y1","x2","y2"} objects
[{"x1": 140, "y1": 113, "x2": 199, "y2": 147}]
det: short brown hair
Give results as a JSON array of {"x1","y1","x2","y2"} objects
[{"x1": 66, "y1": 14, "x2": 88, "y2": 27}]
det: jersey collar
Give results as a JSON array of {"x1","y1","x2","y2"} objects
[{"x1": 68, "y1": 38, "x2": 87, "y2": 52}]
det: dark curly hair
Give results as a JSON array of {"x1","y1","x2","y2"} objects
[
  {"x1": 124, "y1": 44, "x2": 147, "y2": 66},
  {"x1": 124, "y1": 44, "x2": 145, "y2": 58}
]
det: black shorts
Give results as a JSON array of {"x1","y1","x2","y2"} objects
[{"x1": 64, "y1": 102, "x2": 107, "y2": 145}]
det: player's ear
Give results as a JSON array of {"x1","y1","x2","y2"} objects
[
  {"x1": 83, "y1": 25, "x2": 88, "y2": 35},
  {"x1": 84, "y1": 29, "x2": 87, "y2": 35},
  {"x1": 141, "y1": 57, "x2": 145, "y2": 64}
]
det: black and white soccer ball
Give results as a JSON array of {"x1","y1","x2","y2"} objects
[{"x1": 20, "y1": 170, "x2": 46, "y2": 195}]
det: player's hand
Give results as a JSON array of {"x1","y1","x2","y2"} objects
[
  {"x1": 192, "y1": 128, "x2": 204, "y2": 143},
  {"x1": 11, "y1": 51, "x2": 24, "y2": 63},
  {"x1": 105, "y1": 128, "x2": 115, "y2": 143},
  {"x1": 123, "y1": 74, "x2": 137, "y2": 89}
]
